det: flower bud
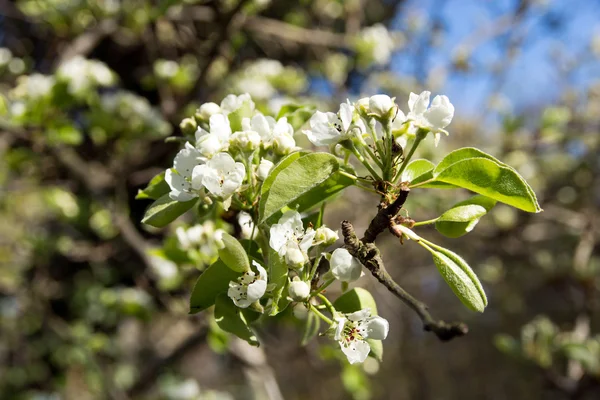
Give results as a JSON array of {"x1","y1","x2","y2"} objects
[
  {"x1": 285, "y1": 246, "x2": 306, "y2": 269},
  {"x1": 195, "y1": 102, "x2": 221, "y2": 122},
  {"x1": 179, "y1": 117, "x2": 198, "y2": 135},
  {"x1": 257, "y1": 159, "x2": 274, "y2": 181},
  {"x1": 289, "y1": 278, "x2": 310, "y2": 301},
  {"x1": 293, "y1": 303, "x2": 309, "y2": 319},
  {"x1": 330, "y1": 248, "x2": 362, "y2": 282},
  {"x1": 230, "y1": 130, "x2": 261, "y2": 152},
  {"x1": 369, "y1": 94, "x2": 396, "y2": 121},
  {"x1": 314, "y1": 226, "x2": 339, "y2": 246},
  {"x1": 272, "y1": 133, "x2": 296, "y2": 155}
]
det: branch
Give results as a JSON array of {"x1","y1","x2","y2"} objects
[{"x1": 341, "y1": 187, "x2": 468, "y2": 341}]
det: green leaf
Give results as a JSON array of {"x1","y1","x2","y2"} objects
[
  {"x1": 239, "y1": 239, "x2": 263, "y2": 263},
  {"x1": 141, "y1": 194, "x2": 197, "y2": 228},
  {"x1": 301, "y1": 310, "x2": 321, "y2": 346},
  {"x1": 422, "y1": 242, "x2": 487, "y2": 312},
  {"x1": 214, "y1": 294, "x2": 259, "y2": 346},
  {"x1": 136, "y1": 171, "x2": 170, "y2": 200},
  {"x1": 334, "y1": 288, "x2": 378, "y2": 315},
  {"x1": 434, "y1": 147, "x2": 503, "y2": 176},
  {"x1": 367, "y1": 339, "x2": 383, "y2": 362},
  {"x1": 259, "y1": 152, "x2": 354, "y2": 224},
  {"x1": 217, "y1": 232, "x2": 250, "y2": 272},
  {"x1": 189, "y1": 260, "x2": 242, "y2": 314},
  {"x1": 434, "y1": 157, "x2": 542, "y2": 213},
  {"x1": 277, "y1": 104, "x2": 303, "y2": 119},
  {"x1": 277, "y1": 104, "x2": 316, "y2": 131},
  {"x1": 267, "y1": 249, "x2": 289, "y2": 316},
  {"x1": 227, "y1": 100, "x2": 254, "y2": 132},
  {"x1": 260, "y1": 151, "x2": 307, "y2": 196},
  {"x1": 435, "y1": 195, "x2": 497, "y2": 238},
  {"x1": 401, "y1": 159, "x2": 434, "y2": 183}
]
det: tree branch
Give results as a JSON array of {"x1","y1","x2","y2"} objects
[{"x1": 341, "y1": 187, "x2": 468, "y2": 341}]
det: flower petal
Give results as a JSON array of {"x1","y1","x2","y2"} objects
[
  {"x1": 340, "y1": 339, "x2": 371, "y2": 364},
  {"x1": 362, "y1": 316, "x2": 389, "y2": 340}
]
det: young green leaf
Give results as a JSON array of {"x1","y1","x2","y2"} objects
[
  {"x1": 434, "y1": 157, "x2": 542, "y2": 213},
  {"x1": 421, "y1": 241, "x2": 487, "y2": 312},
  {"x1": 400, "y1": 159, "x2": 435, "y2": 183},
  {"x1": 259, "y1": 152, "x2": 354, "y2": 223},
  {"x1": 301, "y1": 309, "x2": 321, "y2": 346},
  {"x1": 217, "y1": 232, "x2": 250, "y2": 272},
  {"x1": 435, "y1": 195, "x2": 497, "y2": 238},
  {"x1": 135, "y1": 171, "x2": 170, "y2": 200},
  {"x1": 333, "y1": 288, "x2": 378, "y2": 315},
  {"x1": 214, "y1": 294, "x2": 259, "y2": 346},
  {"x1": 267, "y1": 249, "x2": 289, "y2": 316},
  {"x1": 189, "y1": 260, "x2": 242, "y2": 314},
  {"x1": 141, "y1": 194, "x2": 197, "y2": 228},
  {"x1": 260, "y1": 151, "x2": 307, "y2": 196}
]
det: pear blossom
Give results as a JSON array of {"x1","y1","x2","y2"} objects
[
  {"x1": 220, "y1": 93, "x2": 255, "y2": 115},
  {"x1": 195, "y1": 114, "x2": 232, "y2": 157},
  {"x1": 228, "y1": 260, "x2": 267, "y2": 308},
  {"x1": 238, "y1": 211, "x2": 256, "y2": 239},
  {"x1": 165, "y1": 143, "x2": 204, "y2": 201},
  {"x1": 289, "y1": 278, "x2": 310, "y2": 301},
  {"x1": 192, "y1": 153, "x2": 245, "y2": 206},
  {"x1": 303, "y1": 102, "x2": 356, "y2": 146},
  {"x1": 334, "y1": 308, "x2": 389, "y2": 364},
  {"x1": 406, "y1": 91, "x2": 454, "y2": 146},
  {"x1": 314, "y1": 226, "x2": 339, "y2": 246},
  {"x1": 175, "y1": 225, "x2": 205, "y2": 250},
  {"x1": 368, "y1": 94, "x2": 396, "y2": 119},
  {"x1": 269, "y1": 211, "x2": 316, "y2": 269},
  {"x1": 197, "y1": 102, "x2": 221, "y2": 120},
  {"x1": 330, "y1": 248, "x2": 363, "y2": 282},
  {"x1": 229, "y1": 129, "x2": 261, "y2": 152},
  {"x1": 257, "y1": 159, "x2": 274, "y2": 181},
  {"x1": 358, "y1": 24, "x2": 396, "y2": 66},
  {"x1": 272, "y1": 131, "x2": 297, "y2": 155}
]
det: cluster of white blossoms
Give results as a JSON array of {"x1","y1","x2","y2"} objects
[
  {"x1": 334, "y1": 308, "x2": 389, "y2": 364},
  {"x1": 303, "y1": 91, "x2": 454, "y2": 148},
  {"x1": 56, "y1": 56, "x2": 116, "y2": 96},
  {"x1": 165, "y1": 93, "x2": 298, "y2": 209}
]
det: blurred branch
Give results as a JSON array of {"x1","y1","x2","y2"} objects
[{"x1": 58, "y1": 19, "x2": 119, "y2": 65}]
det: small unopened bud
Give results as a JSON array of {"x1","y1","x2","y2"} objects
[
  {"x1": 179, "y1": 117, "x2": 197, "y2": 135},
  {"x1": 230, "y1": 130, "x2": 261, "y2": 152},
  {"x1": 285, "y1": 247, "x2": 306, "y2": 269},
  {"x1": 272, "y1": 133, "x2": 296, "y2": 155},
  {"x1": 195, "y1": 102, "x2": 221, "y2": 122},
  {"x1": 289, "y1": 278, "x2": 310, "y2": 301},
  {"x1": 369, "y1": 95, "x2": 396, "y2": 122},
  {"x1": 257, "y1": 159, "x2": 274, "y2": 181},
  {"x1": 314, "y1": 226, "x2": 339, "y2": 246}
]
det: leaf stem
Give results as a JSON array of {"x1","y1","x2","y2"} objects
[
  {"x1": 348, "y1": 143, "x2": 382, "y2": 181},
  {"x1": 317, "y1": 293, "x2": 336, "y2": 316},
  {"x1": 413, "y1": 217, "x2": 439, "y2": 227},
  {"x1": 309, "y1": 303, "x2": 333, "y2": 325},
  {"x1": 394, "y1": 129, "x2": 426, "y2": 183}
]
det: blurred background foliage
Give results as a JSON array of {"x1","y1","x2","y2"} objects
[{"x1": 0, "y1": 0, "x2": 599, "y2": 399}]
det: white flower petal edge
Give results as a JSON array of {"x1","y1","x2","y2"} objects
[
  {"x1": 227, "y1": 261, "x2": 267, "y2": 308},
  {"x1": 330, "y1": 248, "x2": 362, "y2": 282},
  {"x1": 191, "y1": 153, "x2": 245, "y2": 207},
  {"x1": 269, "y1": 211, "x2": 315, "y2": 268},
  {"x1": 406, "y1": 91, "x2": 454, "y2": 145},
  {"x1": 335, "y1": 308, "x2": 389, "y2": 364}
]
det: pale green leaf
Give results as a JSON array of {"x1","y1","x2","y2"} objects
[
  {"x1": 141, "y1": 194, "x2": 197, "y2": 227},
  {"x1": 218, "y1": 232, "x2": 250, "y2": 272},
  {"x1": 333, "y1": 287, "x2": 378, "y2": 315},
  {"x1": 214, "y1": 294, "x2": 259, "y2": 346},
  {"x1": 136, "y1": 171, "x2": 170, "y2": 200},
  {"x1": 435, "y1": 195, "x2": 497, "y2": 238},
  {"x1": 189, "y1": 260, "x2": 242, "y2": 314},
  {"x1": 267, "y1": 249, "x2": 289, "y2": 316}
]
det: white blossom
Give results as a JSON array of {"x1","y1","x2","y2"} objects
[
  {"x1": 195, "y1": 114, "x2": 232, "y2": 158},
  {"x1": 289, "y1": 279, "x2": 310, "y2": 301},
  {"x1": 358, "y1": 24, "x2": 395, "y2": 66},
  {"x1": 228, "y1": 261, "x2": 267, "y2": 308},
  {"x1": 220, "y1": 93, "x2": 255, "y2": 115},
  {"x1": 257, "y1": 159, "x2": 274, "y2": 181},
  {"x1": 238, "y1": 211, "x2": 256, "y2": 239},
  {"x1": 330, "y1": 248, "x2": 362, "y2": 282},
  {"x1": 269, "y1": 211, "x2": 316, "y2": 269},
  {"x1": 165, "y1": 143, "x2": 204, "y2": 201},
  {"x1": 368, "y1": 94, "x2": 396, "y2": 119},
  {"x1": 314, "y1": 226, "x2": 339, "y2": 246},
  {"x1": 197, "y1": 102, "x2": 221, "y2": 120},
  {"x1": 175, "y1": 225, "x2": 205, "y2": 250},
  {"x1": 406, "y1": 91, "x2": 454, "y2": 146},
  {"x1": 303, "y1": 102, "x2": 357, "y2": 146},
  {"x1": 192, "y1": 153, "x2": 245, "y2": 206},
  {"x1": 334, "y1": 308, "x2": 389, "y2": 364},
  {"x1": 229, "y1": 130, "x2": 261, "y2": 152},
  {"x1": 272, "y1": 131, "x2": 297, "y2": 155}
]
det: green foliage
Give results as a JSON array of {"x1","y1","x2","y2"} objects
[
  {"x1": 141, "y1": 194, "x2": 197, "y2": 228},
  {"x1": 135, "y1": 172, "x2": 170, "y2": 200},
  {"x1": 259, "y1": 152, "x2": 355, "y2": 223},
  {"x1": 267, "y1": 249, "x2": 289, "y2": 316},
  {"x1": 214, "y1": 294, "x2": 259, "y2": 346},
  {"x1": 435, "y1": 195, "x2": 496, "y2": 238},
  {"x1": 420, "y1": 241, "x2": 487, "y2": 312},
  {"x1": 217, "y1": 232, "x2": 251, "y2": 272},
  {"x1": 189, "y1": 260, "x2": 242, "y2": 314}
]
